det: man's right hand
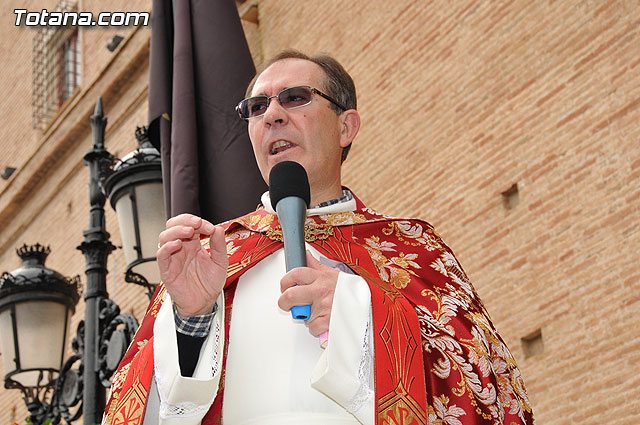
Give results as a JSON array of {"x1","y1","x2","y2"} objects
[{"x1": 157, "y1": 213, "x2": 228, "y2": 317}]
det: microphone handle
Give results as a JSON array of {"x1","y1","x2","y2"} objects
[{"x1": 276, "y1": 196, "x2": 311, "y2": 320}]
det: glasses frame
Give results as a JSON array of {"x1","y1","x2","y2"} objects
[{"x1": 236, "y1": 85, "x2": 348, "y2": 120}]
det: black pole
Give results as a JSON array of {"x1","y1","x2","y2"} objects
[{"x1": 77, "y1": 97, "x2": 116, "y2": 425}]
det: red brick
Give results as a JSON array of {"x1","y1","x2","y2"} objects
[
  {"x1": 593, "y1": 96, "x2": 640, "y2": 133},
  {"x1": 556, "y1": 103, "x2": 591, "y2": 127}
]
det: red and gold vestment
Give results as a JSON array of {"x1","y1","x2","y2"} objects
[{"x1": 103, "y1": 195, "x2": 534, "y2": 425}]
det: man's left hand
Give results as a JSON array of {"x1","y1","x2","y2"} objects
[{"x1": 278, "y1": 251, "x2": 339, "y2": 337}]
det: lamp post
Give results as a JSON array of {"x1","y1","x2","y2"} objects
[
  {"x1": 75, "y1": 97, "x2": 136, "y2": 425},
  {"x1": 0, "y1": 97, "x2": 164, "y2": 425}
]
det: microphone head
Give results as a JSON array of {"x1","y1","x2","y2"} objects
[{"x1": 269, "y1": 161, "x2": 311, "y2": 208}]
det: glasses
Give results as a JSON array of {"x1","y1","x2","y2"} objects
[{"x1": 236, "y1": 86, "x2": 348, "y2": 120}]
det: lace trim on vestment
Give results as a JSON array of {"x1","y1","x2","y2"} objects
[
  {"x1": 345, "y1": 313, "x2": 374, "y2": 414},
  {"x1": 155, "y1": 317, "x2": 221, "y2": 419},
  {"x1": 211, "y1": 318, "x2": 221, "y2": 377}
]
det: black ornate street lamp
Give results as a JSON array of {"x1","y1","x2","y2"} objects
[
  {"x1": 0, "y1": 97, "x2": 164, "y2": 425},
  {"x1": 0, "y1": 244, "x2": 80, "y2": 423},
  {"x1": 103, "y1": 126, "x2": 165, "y2": 299}
]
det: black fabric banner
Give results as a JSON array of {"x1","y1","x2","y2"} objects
[{"x1": 148, "y1": 0, "x2": 266, "y2": 224}]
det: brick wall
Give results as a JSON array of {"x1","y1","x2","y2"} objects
[
  {"x1": 0, "y1": 0, "x2": 638, "y2": 424},
  {"x1": 250, "y1": 1, "x2": 640, "y2": 423}
]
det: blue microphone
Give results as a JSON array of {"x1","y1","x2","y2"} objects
[{"x1": 269, "y1": 161, "x2": 311, "y2": 320}]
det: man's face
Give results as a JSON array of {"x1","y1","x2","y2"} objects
[{"x1": 247, "y1": 59, "x2": 349, "y2": 198}]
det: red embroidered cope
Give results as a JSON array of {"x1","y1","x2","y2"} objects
[{"x1": 103, "y1": 194, "x2": 534, "y2": 425}]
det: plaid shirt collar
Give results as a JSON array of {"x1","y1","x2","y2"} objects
[{"x1": 312, "y1": 189, "x2": 354, "y2": 209}]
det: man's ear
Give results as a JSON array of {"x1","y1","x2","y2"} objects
[{"x1": 339, "y1": 109, "x2": 360, "y2": 148}]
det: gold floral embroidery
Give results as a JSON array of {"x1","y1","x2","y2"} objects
[
  {"x1": 361, "y1": 206, "x2": 396, "y2": 220},
  {"x1": 149, "y1": 286, "x2": 166, "y2": 317},
  {"x1": 427, "y1": 395, "x2": 466, "y2": 425},
  {"x1": 238, "y1": 213, "x2": 274, "y2": 232},
  {"x1": 364, "y1": 236, "x2": 420, "y2": 289},
  {"x1": 226, "y1": 241, "x2": 241, "y2": 257},
  {"x1": 382, "y1": 221, "x2": 442, "y2": 250},
  {"x1": 226, "y1": 227, "x2": 250, "y2": 240},
  {"x1": 265, "y1": 224, "x2": 334, "y2": 242},
  {"x1": 320, "y1": 211, "x2": 367, "y2": 225},
  {"x1": 205, "y1": 228, "x2": 253, "y2": 259},
  {"x1": 111, "y1": 362, "x2": 130, "y2": 393},
  {"x1": 105, "y1": 391, "x2": 120, "y2": 425},
  {"x1": 265, "y1": 227, "x2": 283, "y2": 242},
  {"x1": 430, "y1": 257, "x2": 448, "y2": 277},
  {"x1": 416, "y1": 303, "x2": 497, "y2": 419},
  {"x1": 468, "y1": 311, "x2": 533, "y2": 418},
  {"x1": 417, "y1": 247, "x2": 518, "y2": 423},
  {"x1": 415, "y1": 292, "x2": 533, "y2": 424}
]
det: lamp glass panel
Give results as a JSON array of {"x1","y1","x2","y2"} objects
[
  {"x1": 131, "y1": 183, "x2": 165, "y2": 283},
  {"x1": 114, "y1": 190, "x2": 136, "y2": 267},
  {"x1": 13, "y1": 301, "x2": 67, "y2": 386},
  {"x1": 0, "y1": 307, "x2": 17, "y2": 377}
]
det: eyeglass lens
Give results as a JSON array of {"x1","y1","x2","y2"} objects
[{"x1": 242, "y1": 86, "x2": 314, "y2": 118}]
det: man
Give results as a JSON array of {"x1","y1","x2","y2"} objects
[{"x1": 103, "y1": 51, "x2": 534, "y2": 425}]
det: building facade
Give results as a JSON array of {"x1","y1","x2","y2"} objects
[{"x1": 0, "y1": 1, "x2": 638, "y2": 424}]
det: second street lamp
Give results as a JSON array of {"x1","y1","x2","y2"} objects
[
  {"x1": 0, "y1": 244, "x2": 80, "y2": 423},
  {"x1": 103, "y1": 126, "x2": 165, "y2": 299}
]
